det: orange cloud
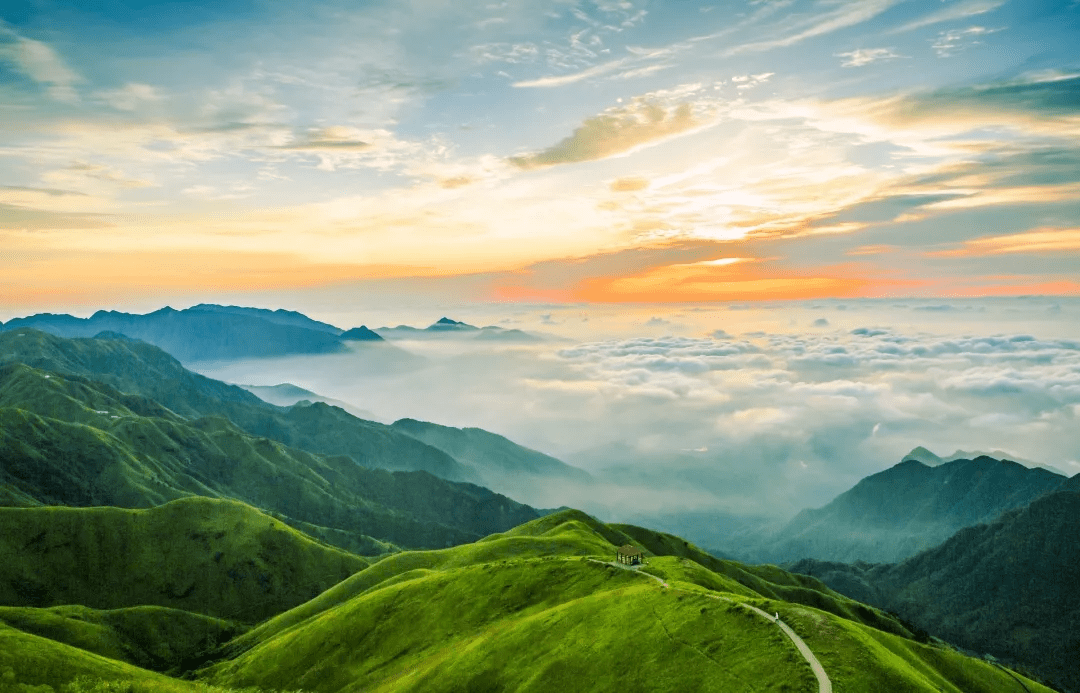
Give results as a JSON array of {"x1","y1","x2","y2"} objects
[
  {"x1": 572, "y1": 258, "x2": 906, "y2": 302},
  {"x1": 928, "y1": 227, "x2": 1080, "y2": 257}
]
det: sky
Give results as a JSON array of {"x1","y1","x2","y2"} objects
[{"x1": 1, "y1": 0, "x2": 1079, "y2": 316}]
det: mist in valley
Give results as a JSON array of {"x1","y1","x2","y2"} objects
[{"x1": 190, "y1": 297, "x2": 1080, "y2": 552}]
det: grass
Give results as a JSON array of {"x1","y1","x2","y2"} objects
[
  {"x1": 1, "y1": 507, "x2": 1065, "y2": 693},
  {"x1": 777, "y1": 602, "x2": 1059, "y2": 693},
  {"x1": 0, "y1": 497, "x2": 366, "y2": 623}
]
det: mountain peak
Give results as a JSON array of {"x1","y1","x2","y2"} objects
[
  {"x1": 901, "y1": 446, "x2": 943, "y2": 467},
  {"x1": 339, "y1": 326, "x2": 384, "y2": 341}
]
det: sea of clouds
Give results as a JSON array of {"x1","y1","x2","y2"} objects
[{"x1": 195, "y1": 300, "x2": 1080, "y2": 533}]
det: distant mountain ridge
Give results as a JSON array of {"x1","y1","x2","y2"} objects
[
  {"x1": 375, "y1": 317, "x2": 545, "y2": 342},
  {"x1": 391, "y1": 418, "x2": 593, "y2": 506},
  {"x1": 743, "y1": 453, "x2": 1065, "y2": 564},
  {"x1": 0, "y1": 304, "x2": 401, "y2": 361}
]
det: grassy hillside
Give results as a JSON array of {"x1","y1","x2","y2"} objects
[
  {"x1": 0, "y1": 328, "x2": 473, "y2": 482},
  {"x1": 0, "y1": 358, "x2": 540, "y2": 550},
  {"x1": 0, "y1": 508, "x2": 1057, "y2": 693},
  {"x1": 200, "y1": 510, "x2": 1054, "y2": 693},
  {"x1": 789, "y1": 489, "x2": 1080, "y2": 692},
  {"x1": 0, "y1": 605, "x2": 239, "y2": 673},
  {"x1": 0, "y1": 497, "x2": 366, "y2": 622}
]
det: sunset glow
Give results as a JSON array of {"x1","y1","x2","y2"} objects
[{"x1": 1, "y1": 1, "x2": 1078, "y2": 315}]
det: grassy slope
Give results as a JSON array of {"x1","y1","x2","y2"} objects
[
  {"x1": 202, "y1": 510, "x2": 1055, "y2": 693},
  {"x1": 0, "y1": 328, "x2": 472, "y2": 482},
  {"x1": 0, "y1": 605, "x2": 239, "y2": 673},
  {"x1": 0, "y1": 497, "x2": 366, "y2": 623},
  {"x1": 0, "y1": 361, "x2": 538, "y2": 551}
]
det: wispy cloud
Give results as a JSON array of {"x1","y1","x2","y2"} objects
[
  {"x1": 723, "y1": 0, "x2": 902, "y2": 56},
  {"x1": 888, "y1": 0, "x2": 1006, "y2": 34},
  {"x1": 0, "y1": 21, "x2": 80, "y2": 102},
  {"x1": 928, "y1": 227, "x2": 1080, "y2": 257},
  {"x1": 835, "y1": 47, "x2": 903, "y2": 67},
  {"x1": 510, "y1": 98, "x2": 700, "y2": 168},
  {"x1": 932, "y1": 25, "x2": 1006, "y2": 57}
]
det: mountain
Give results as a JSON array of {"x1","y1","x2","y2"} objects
[
  {"x1": 182, "y1": 304, "x2": 343, "y2": 334},
  {"x1": 748, "y1": 454, "x2": 1065, "y2": 564},
  {"x1": 789, "y1": 487, "x2": 1080, "y2": 693},
  {"x1": 0, "y1": 497, "x2": 365, "y2": 622},
  {"x1": 901, "y1": 446, "x2": 944, "y2": 466},
  {"x1": 338, "y1": 325, "x2": 383, "y2": 341},
  {"x1": 1, "y1": 305, "x2": 348, "y2": 361},
  {"x1": 239, "y1": 383, "x2": 382, "y2": 421},
  {"x1": 0, "y1": 327, "x2": 473, "y2": 482},
  {"x1": 374, "y1": 317, "x2": 548, "y2": 342},
  {"x1": 427, "y1": 316, "x2": 478, "y2": 331},
  {"x1": 0, "y1": 334, "x2": 542, "y2": 551},
  {"x1": 391, "y1": 418, "x2": 593, "y2": 506},
  {"x1": 1, "y1": 509, "x2": 1057, "y2": 693}
]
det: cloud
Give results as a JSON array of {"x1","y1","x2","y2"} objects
[
  {"x1": 835, "y1": 48, "x2": 903, "y2": 67},
  {"x1": 813, "y1": 318, "x2": 830, "y2": 327},
  {"x1": 723, "y1": 0, "x2": 902, "y2": 56},
  {"x1": 0, "y1": 22, "x2": 80, "y2": 102},
  {"x1": 888, "y1": 0, "x2": 1006, "y2": 34},
  {"x1": 610, "y1": 177, "x2": 649, "y2": 192},
  {"x1": 931, "y1": 25, "x2": 1005, "y2": 57},
  {"x1": 512, "y1": 56, "x2": 632, "y2": 88},
  {"x1": 927, "y1": 227, "x2": 1080, "y2": 257},
  {"x1": 510, "y1": 99, "x2": 698, "y2": 168}
]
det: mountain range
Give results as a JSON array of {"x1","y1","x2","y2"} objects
[
  {"x1": 789, "y1": 481, "x2": 1080, "y2": 692},
  {"x1": 735, "y1": 453, "x2": 1066, "y2": 565},
  {"x1": 375, "y1": 316, "x2": 547, "y2": 342}
]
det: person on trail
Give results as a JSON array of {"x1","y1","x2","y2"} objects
[{"x1": 775, "y1": 612, "x2": 779, "y2": 622}]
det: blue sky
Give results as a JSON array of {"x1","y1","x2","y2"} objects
[{"x1": 1, "y1": 0, "x2": 1078, "y2": 315}]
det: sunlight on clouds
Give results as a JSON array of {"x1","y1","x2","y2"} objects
[{"x1": 928, "y1": 227, "x2": 1080, "y2": 257}]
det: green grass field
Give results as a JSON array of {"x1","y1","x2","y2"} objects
[{"x1": 0, "y1": 507, "x2": 1063, "y2": 693}]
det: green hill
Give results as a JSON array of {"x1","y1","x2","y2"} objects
[
  {"x1": 0, "y1": 328, "x2": 473, "y2": 482},
  {"x1": 789, "y1": 488, "x2": 1080, "y2": 693},
  {"x1": 0, "y1": 509, "x2": 1058, "y2": 693},
  {"x1": 0, "y1": 356, "x2": 541, "y2": 551},
  {"x1": 0, "y1": 605, "x2": 239, "y2": 673},
  {"x1": 0, "y1": 497, "x2": 366, "y2": 623}
]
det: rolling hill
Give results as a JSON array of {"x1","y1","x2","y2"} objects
[
  {"x1": 0, "y1": 353, "x2": 540, "y2": 551},
  {"x1": 0, "y1": 497, "x2": 366, "y2": 622},
  {"x1": 0, "y1": 328, "x2": 474, "y2": 482},
  {"x1": 0, "y1": 509, "x2": 1058, "y2": 693}
]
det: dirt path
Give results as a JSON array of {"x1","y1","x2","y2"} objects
[{"x1": 587, "y1": 559, "x2": 831, "y2": 693}]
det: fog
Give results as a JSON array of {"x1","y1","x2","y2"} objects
[{"x1": 193, "y1": 298, "x2": 1080, "y2": 536}]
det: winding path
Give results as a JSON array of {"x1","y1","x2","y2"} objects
[{"x1": 587, "y1": 559, "x2": 831, "y2": 693}]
